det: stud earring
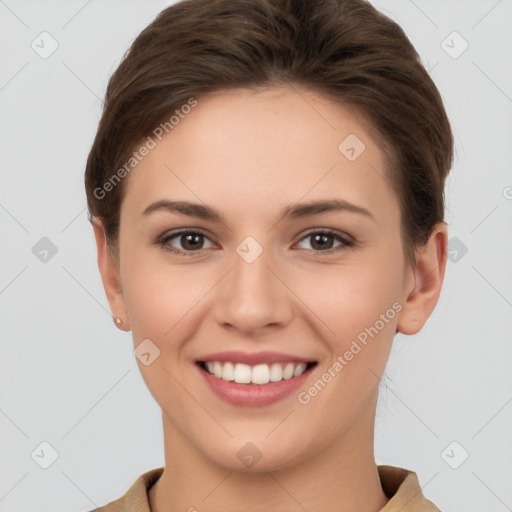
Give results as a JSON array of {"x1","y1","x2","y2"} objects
[{"x1": 114, "y1": 317, "x2": 122, "y2": 326}]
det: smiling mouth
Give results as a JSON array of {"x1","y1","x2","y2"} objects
[{"x1": 196, "y1": 360, "x2": 318, "y2": 385}]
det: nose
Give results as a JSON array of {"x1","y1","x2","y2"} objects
[{"x1": 212, "y1": 245, "x2": 294, "y2": 336}]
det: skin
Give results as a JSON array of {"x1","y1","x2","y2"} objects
[{"x1": 93, "y1": 85, "x2": 447, "y2": 512}]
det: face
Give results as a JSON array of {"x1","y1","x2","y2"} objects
[{"x1": 97, "y1": 85, "x2": 443, "y2": 472}]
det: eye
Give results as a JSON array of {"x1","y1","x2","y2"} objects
[
  {"x1": 156, "y1": 228, "x2": 355, "y2": 257},
  {"x1": 295, "y1": 229, "x2": 354, "y2": 254},
  {"x1": 157, "y1": 229, "x2": 215, "y2": 256}
]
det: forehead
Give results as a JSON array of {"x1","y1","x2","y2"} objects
[{"x1": 121, "y1": 85, "x2": 399, "y2": 226}]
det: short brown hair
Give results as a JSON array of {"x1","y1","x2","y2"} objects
[{"x1": 84, "y1": 0, "x2": 453, "y2": 266}]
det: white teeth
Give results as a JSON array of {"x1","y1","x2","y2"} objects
[
  {"x1": 213, "y1": 361, "x2": 223, "y2": 378},
  {"x1": 202, "y1": 361, "x2": 311, "y2": 385},
  {"x1": 234, "y1": 363, "x2": 252, "y2": 383},
  {"x1": 283, "y1": 362, "x2": 295, "y2": 380},
  {"x1": 293, "y1": 362, "x2": 307, "y2": 377},
  {"x1": 252, "y1": 364, "x2": 270, "y2": 385},
  {"x1": 269, "y1": 363, "x2": 282, "y2": 382},
  {"x1": 222, "y1": 361, "x2": 235, "y2": 381}
]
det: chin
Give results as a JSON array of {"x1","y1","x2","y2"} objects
[{"x1": 200, "y1": 434, "x2": 313, "y2": 474}]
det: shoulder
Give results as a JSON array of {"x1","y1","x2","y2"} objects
[
  {"x1": 86, "y1": 467, "x2": 164, "y2": 512},
  {"x1": 377, "y1": 465, "x2": 442, "y2": 512}
]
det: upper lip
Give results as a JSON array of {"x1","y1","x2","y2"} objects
[{"x1": 196, "y1": 350, "x2": 315, "y2": 366}]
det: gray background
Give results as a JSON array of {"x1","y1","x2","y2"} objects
[{"x1": 1, "y1": 1, "x2": 511, "y2": 510}]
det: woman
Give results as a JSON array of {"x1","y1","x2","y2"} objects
[{"x1": 84, "y1": 0, "x2": 453, "y2": 510}]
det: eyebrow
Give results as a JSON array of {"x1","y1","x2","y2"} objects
[{"x1": 142, "y1": 198, "x2": 375, "y2": 223}]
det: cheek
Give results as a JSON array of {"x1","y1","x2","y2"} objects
[
  {"x1": 294, "y1": 251, "x2": 404, "y2": 364},
  {"x1": 120, "y1": 252, "x2": 212, "y2": 341},
  {"x1": 305, "y1": 265, "x2": 401, "y2": 329},
  {"x1": 120, "y1": 251, "x2": 170, "y2": 337},
  {"x1": 121, "y1": 227, "x2": 405, "y2": 344}
]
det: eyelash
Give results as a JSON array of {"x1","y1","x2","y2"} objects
[{"x1": 156, "y1": 228, "x2": 356, "y2": 257}]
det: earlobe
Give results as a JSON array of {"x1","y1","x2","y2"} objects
[
  {"x1": 92, "y1": 218, "x2": 131, "y2": 331},
  {"x1": 396, "y1": 223, "x2": 448, "y2": 336}
]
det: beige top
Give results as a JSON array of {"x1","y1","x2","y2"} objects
[{"x1": 89, "y1": 465, "x2": 441, "y2": 511}]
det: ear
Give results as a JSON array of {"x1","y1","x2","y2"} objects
[
  {"x1": 396, "y1": 222, "x2": 448, "y2": 335},
  {"x1": 92, "y1": 218, "x2": 131, "y2": 331}
]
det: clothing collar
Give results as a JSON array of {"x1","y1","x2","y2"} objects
[{"x1": 98, "y1": 464, "x2": 440, "y2": 511}]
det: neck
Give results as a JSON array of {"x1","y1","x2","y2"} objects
[{"x1": 149, "y1": 399, "x2": 389, "y2": 512}]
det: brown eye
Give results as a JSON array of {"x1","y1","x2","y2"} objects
[
  {"x1": 296, "y1": 230, "x2": 354, "y2": 253},
  {"x1": 159, "y1": 230, "x2": 215, "y2": 255}
]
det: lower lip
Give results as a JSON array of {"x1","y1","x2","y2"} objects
[{"x1": 197, "y1": 364, "x2": 314, "y2": 407}]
